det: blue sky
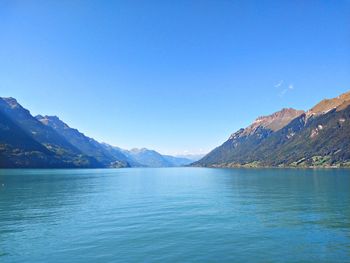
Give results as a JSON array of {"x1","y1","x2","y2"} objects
[{"x1": 1, "y1": 0, "x2": 349, "y2": 155}]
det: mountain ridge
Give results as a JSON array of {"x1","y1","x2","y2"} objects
[
  {"x1": 0, "y1": 97, "x2": 102, "y2": 168},
  {"x1": 36, "y1": 115, "x2": 131, "y2": 168},
  {"x1": 0, "y1": 98, "x2": 192, "y2": 168},
  {"x1": 193, "y1": 90, "x2": 350, "y2": 168},
  {"x1": 1, "y1": 91, "x2": 349, "y2": 168},
  {"x1": 307, "y1": 90, "x2": 350, "y2": 117},
  {"x1": 120, "y1": 148, "x2": 193, "y2": 167}
]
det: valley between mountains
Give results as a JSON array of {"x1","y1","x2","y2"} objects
[
  {"x1": 0, "y1": 98, "x2": 197, "y2": 168},
  {"x1": 1, "y1": 90, "x2": 349, "y2": 168}
]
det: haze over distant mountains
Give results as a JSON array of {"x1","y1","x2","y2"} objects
[
  {"x1": 1, "y1": 90, "x2": 349, "y2": 168},
  {"x1": 0, "y1": 98, "x2": 193, "y2": 168},
  {"x1": 193, "y1": 90, "x2": 350, "y2": 168}
]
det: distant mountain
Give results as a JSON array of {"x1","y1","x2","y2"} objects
[
  {"x1": 162, "y1": 155, "x2": 193, "y2": 166},
  {"x1": 36, "y1": 115, "x2": 130, "y2": 168},
  {"x1": 33, "y1": 116, "x2": 193, "y2": 168},
  {"x1": 0, "y1": 96, "x2": 192, "y2": 168},
  {"x1": 2, "y1": 91, "x2": 349, "y2": 169},
  {"x1": 193, "y1": 91, "x2": 350, "y2": 168},
  {"x1": 174, "y1": 154, "x2": 206, "y2": 162},
  {"x1": 99, "y1": 143, "x2": 144, "y2": 167},
  {"x1": 123, "y1": 148, "x2": 171, "y2": 167},
  {"x1": 0, "y1": 98, "x2": 101, "y2": 168},
  {"x1": 121, "y1": 148, "x2": 193, "y2": 167}
]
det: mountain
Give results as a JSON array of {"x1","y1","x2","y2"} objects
[
  {"x1": 194, "y1": 108, "x2": 305, "y2": 166},
  {"x1": 121, "y1": 148, "x2": 193, "y2": 167},
  {"x1": 307, "y1": 91, "x2": 350, "y2": 117},
  {"x1": 3, "y1": 91, "x2": 349, "y2": 169},
  {"x1": 174, "y1": 154, "x2": 206, "y2": 162},
  {"x1": 36, "y1": 115, "x2": 130, "y2": 168},
  {"x1": 194, "y1": 91, "x2": 350, "y2": 168},
  {"x1": 0, "y1": 97, "x2": 101, "y2": 168},
  {"x1": 0, "y1": 96, "x2": 190, "y2": 168},
  {"x1": 99, "y1": 144, "x2": 144, "y2": 167},
  {"x1": 0, "y1": 109, "x2": 60, "y2": 168},
  {"x1": 122, "y1": 148, "x2": 172, "y2": 167},
  {"x1": 162, "y1": 155, "x2": 193, "y2": 166}
]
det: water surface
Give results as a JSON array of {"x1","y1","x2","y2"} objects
[{"x1": 0, "y1": 168, "x2": 349, "y2": 262}]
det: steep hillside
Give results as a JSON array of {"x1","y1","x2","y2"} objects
[
  {"x1": 0, "y1": 110, "x2": 63, "y2": 168},
  {"x1": 195, "y1": 108, "x2": 304, "y2": 166},
  {"x1": 0, "y1": 98, "x2": 101, "y2": 168},
  {"x1": 36, "y1": 115, "x2": 130, "y2": 168},
  {"x1": 194, "y1": 91, "x2": 350, "y2": 168}
]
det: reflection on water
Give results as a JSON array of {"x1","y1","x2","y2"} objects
[{"x1": 0, "y1": 168, "x2": 349, "y2": 262}]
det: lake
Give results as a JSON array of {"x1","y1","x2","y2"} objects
[{"x1": 0, "y1": 168, "x2": 349, "y2": 262}]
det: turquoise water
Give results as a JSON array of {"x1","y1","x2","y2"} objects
[{"x1": 0, "y1": 168, "x2": 349, "y2": 262}]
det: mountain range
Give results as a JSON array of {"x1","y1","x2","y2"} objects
[
  {"x1": 193, "y1": 90, "x2": 350, "y2": 168},
  {"x1": 119, "y1": 148, "x2": 194, "y2": 167},
  {"x1": 1, "y1": 90, "x2": 349, "y2": 169},
  {"x1": 0, "y1": 97, "x2": 193, "y2": 168}
]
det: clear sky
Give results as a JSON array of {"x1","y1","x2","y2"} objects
[{"x1": 1, "y1": 1, "x2": 349, "y2": 155}]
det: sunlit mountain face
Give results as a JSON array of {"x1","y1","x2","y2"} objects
[{"x1": 193, "y1": 91, "x2": 350, "y2": 168}]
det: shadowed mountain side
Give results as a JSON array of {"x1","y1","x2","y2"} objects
[
  {"x1": 36, "y1": 115, "x2": 130, "y2": 168},
  {"x1": 1, "y1": 91, "x2": 349, "y2": 168},
  {"x1": 0, "y1": 98, "x2": 101, "y2": 168},
  {"x1": 0, "y1": 110, "x2": 59, "y2": 168}
]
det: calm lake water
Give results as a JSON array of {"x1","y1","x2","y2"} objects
[{"x1": 0, "y1": 168, "x2": 349, "y2": 262}]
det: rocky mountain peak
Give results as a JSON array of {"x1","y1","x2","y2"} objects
[
  {"x1": 307, "y1": 90, "x2": 350, "y2": 117},
  {"x1": 36, "y1": 115, "x2": 70, "y2": 129},
  {"x1": 129, "y1": 148, "x2": 150, "y2": 154},
  {"x1": 196, "y1": 89, "x2": 350, "y2": 168},
  {"x1": 1, "y1": 97, "x2": 21, "y2": 109},
  {"x1": 243, "y1": 108, "x2": 304, "y2": 135},
  {"x1": 228, "y1": 108, "x2": 304, "y2": 140}
]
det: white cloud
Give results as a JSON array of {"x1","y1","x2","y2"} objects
[
  {"x1": 279, "y1": 83, "x2": 295, "y2": 97},
  {"x1": 280, "y1": 89, "x2": 288, "y2": 96},
  {"x1": 274, "y1": 80, "x2": 284, "y2": 88}
]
